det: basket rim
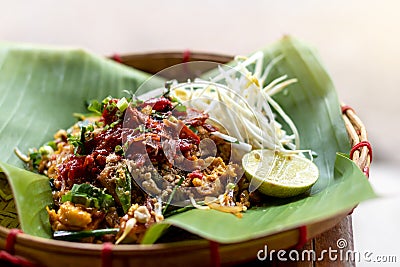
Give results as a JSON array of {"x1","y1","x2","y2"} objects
[{"x1": 0, "y1": 211, "x2": 348, "y2": 254}]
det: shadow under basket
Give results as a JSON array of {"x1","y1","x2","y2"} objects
[{"x1": 0, "y1": 51, "x2": 372, "y2": 267}]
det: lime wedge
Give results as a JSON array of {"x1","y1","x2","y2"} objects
[{"x1": 242, "y1": 149, "x2": 319, "y2": 198}]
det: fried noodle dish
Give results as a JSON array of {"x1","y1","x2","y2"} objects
[{"x1": 17, "y1": 54, "x2": 314, "y2": 244}]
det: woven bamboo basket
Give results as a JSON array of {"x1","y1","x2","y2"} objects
[{"x1": 0, "y1": 51, "x2": 372, "y2": 267}]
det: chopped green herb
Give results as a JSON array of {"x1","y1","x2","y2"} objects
[
  {"x1": 134, "y1": 124, "x2": 149, "y2": 133},
  {"x1": 67, "y1": 134, "x2": 81, "y2": 154},
  {"x1": 115, "y1": 110, "x2": 123, "y2": 118},
  {"x1": 188, "y1": 125, "x2": 199, "y2": 135},
  {"x1": 163, "y1": 80, "x2": 173, "y2": 97},
  {"x1": 28, "y1": 150, "x2": 42, "y2": 170},
  {"x1": 115, "y1": 168, "x2": 132, "y2": 213},
  {"x1": 122, "y1": 141, "x2": 129, "y2": 152},
  {"x1": 86, "y1": 124, "x2": 94, "y2": 132},
  {"x1": 152, "y1": 111, "x2": 168, "y2": 120},
  {"x1": 87, "y1": 100, "x2": 103, "y2": 115},
  {"x1": 79, "y1": 126, "x2": 87, "y2": 154},
  {"x1": 61, "y1": 183, "x2": 115, "y2": 210},
  {"x1": 102, "y1": 96, "x2": 113, "y2": 105},
  {"x1": 162, "y1": 175, "x2": 185, "y2": 215},
  {"x1": 106, "y1": 101, "x2": 117, "y2": 111},
  {"x1": 38, "y1": 145, "x2": 54, "y2": 156},
  {"x1": 174, "y1": 103, "x2": 187, "y2": 112},
  {"x1": 116, "y1": 97, "x2": 129, "y2": 112},
  {"x1": 46, "y1": 141, "x2": 57, "y2": 151},
  {"x1": 130, "y1": 98, "x2": 143, "y2": 107},
  {"x1": 67, "y1": 126, "x2": 88, "y2": 155},
  {"x1": 123, "y1": 90, "x2": 135, "y2": 100},
  {"x1": 95, "y1": 121, "x2": 104, "y2": 128},
  {"x1": 114, "y1": 145, "x2": 124, "y2": 155},
  {"x1": 54, "y1": 228, "x2": 119, "y2": 241},
  {"x1": 109, "y1": 119, "x2": 121, "y2": 128},
  {"x1": 169, "y1": 96, "x2": 179, "y2": 103}
]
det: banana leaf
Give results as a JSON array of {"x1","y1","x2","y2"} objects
[
  {"x1": 0, "y1": 162, "x2": 52, "y2": 238},
  {"x1": 0, "y1": 38, "x2": 376, "y2": 243}
]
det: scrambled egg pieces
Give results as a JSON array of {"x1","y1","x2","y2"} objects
[{"x1": 47, "y1": 202, "x2": 92, "y2": 231}]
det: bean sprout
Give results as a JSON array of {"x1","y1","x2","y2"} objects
[{"x1": 170, "y1": 52, "x2": 310, "y2": 157}]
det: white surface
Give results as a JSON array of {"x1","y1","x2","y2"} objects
[
  {"x1": 353, "y1": 164, "x2": 400, "y2": 266},
  {"x1": 1, "y1": 1, "x2": 399, "y2": 265}
]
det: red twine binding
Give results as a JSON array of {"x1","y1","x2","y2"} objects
[
  {"x1": 182, "y1": 50, "x2": 191, "y2": 63},
  {"x1": 0, "y1": 251, "x2": 37, "y2": 267},
  {"x1": 350, "y1": 141, "x2": 373, "y2": 177},
  {"x1": 111, "y1": 54, "x2": 122, "y2": 63},
  {"x1": 341, "y1": 105, "x2": 355, "y2": 114},
  {"x1": 209, "y1": 241, "x2": 220, "y2": 267},
  {"x1": 363, "y1": 166, "x2": 370, "y2": 178},
  {"x1": 0, "y1": 229, "x2": 38, "y2": 267},
  {"x1": 294, "y1": 226, "x2": 307, "y2": 250},
  {"x1": 101, "y1": 242, "x2": 113, "y2": 267},
  {"x1": 350, "y1": 141, "x2": 373, "y2": 163},
  {"x1": 5, "y1": 229, "x2": 22, "y2": 255},
  {"x1": 347, "y1": 141, "x2": 372, "y2": 214}
]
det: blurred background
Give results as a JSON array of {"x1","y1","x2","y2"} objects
[{"x1": 0, "y1": 0, "x2": 399, "y2": 264}]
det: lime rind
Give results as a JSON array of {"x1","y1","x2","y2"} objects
[{"x1": 242, "y1": 149, "x2": 319, "y2": 198}]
